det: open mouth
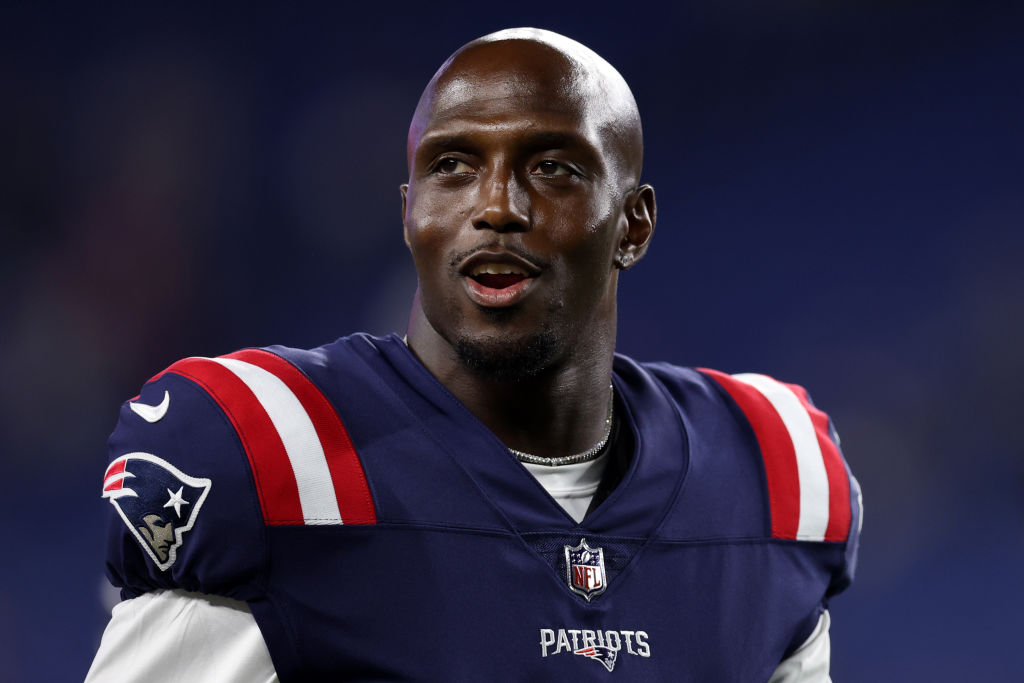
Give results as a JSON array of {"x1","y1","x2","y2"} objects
[
  {"x1": 468, "y1": 263, "x2": 531, "y2": 290},
  {"x1": 458, "y1": 251, "x2": 542, "y2": 307}
]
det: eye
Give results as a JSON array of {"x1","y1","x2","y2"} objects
[
  {"x1": 434, "y1": 157, "x2": 475, "y2": 174},
  {"x1": 532, "y1": 160, "x2": 573, "y2": 177}
]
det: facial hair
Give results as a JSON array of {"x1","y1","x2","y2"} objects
[{"x1": 453, "y1": 311, "x2": 558, "y2": 381}]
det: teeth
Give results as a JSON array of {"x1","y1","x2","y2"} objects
[{"x1": 470, "y1": 263, "x2": 529, "y2": 277}]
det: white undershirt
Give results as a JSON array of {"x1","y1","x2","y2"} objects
[
  {"x1": 86, "y1": 458, "x2": 832, "y2": 682},
  {"x1": 521, "y1": 448, "x2": 610, "y2": 523}
]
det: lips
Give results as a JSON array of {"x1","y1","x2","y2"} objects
[{"x1": 458, "y1": 250, "x2": 542, "y2": 308}]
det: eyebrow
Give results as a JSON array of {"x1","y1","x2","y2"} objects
[
  {"x1": 415, "y1": 129, "x2": 604, "y2": 171},
  {"x1": 416, "y1": 134, "x2": 475, "y2": 156}
]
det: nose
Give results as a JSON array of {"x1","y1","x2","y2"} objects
[{"x1": 471, "y1": 167, "x2": 530, "y2": 232}]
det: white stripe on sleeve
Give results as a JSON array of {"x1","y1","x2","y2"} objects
[
  {"x1": 733, "y1": 373, "x2": 830, "y2": 541},
  {"x1": 214, "y1": 357, "x2": 342, "y2": 524}
]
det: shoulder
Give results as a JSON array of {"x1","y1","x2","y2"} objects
[
  {"x1": 101, "y1": 338, "x2": 378, "y2": 598},
  {"x1": 630, "y1": 360, "x2": 860, "y2": 541},
  {"x1": 696, "y1": 367, "x2": 863, "y2": 595},
  {"x1": 628, "y1": 360, "x2": 862, "y2": 577},
  {"x1": 693, "y1": 369, "x2": 861, "y2": 545}
]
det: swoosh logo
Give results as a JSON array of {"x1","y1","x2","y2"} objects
[{"x1": 130, "y1": 390, "x2": 170, "y2": 423}]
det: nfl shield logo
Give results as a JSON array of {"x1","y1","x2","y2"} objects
[{"x1": 564, "y1": 538, "x2": 607, "y2": 601}]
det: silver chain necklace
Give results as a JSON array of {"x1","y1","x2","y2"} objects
[{"x1": 509, "y1": 385, "x2": 615, "y2": 466}]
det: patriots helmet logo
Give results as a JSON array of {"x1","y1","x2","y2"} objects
[
  {"x1": 102, "y1": 452, "x2": 212, "y2": 571},
  {"x1": 575, "y1": 646, "x2": 619, "y2": 672}
]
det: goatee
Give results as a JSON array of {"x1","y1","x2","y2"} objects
[{"x1": 454, "y1": 326, "x2": 558, "y2": 381}]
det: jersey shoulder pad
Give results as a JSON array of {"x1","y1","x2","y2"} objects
[
  {"x1": 102, "y1": 347, "x2": 377, "y2": 597},
  {"x1": 697, "y1": 368, "x2": 862, "y2": 549},
  {"x1": 153, "y1": 348, "x2": 377, "y2": 527}
]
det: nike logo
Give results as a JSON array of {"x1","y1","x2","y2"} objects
[{"x1": 130, "y1": 390, "x2": 170, "y2": 423}]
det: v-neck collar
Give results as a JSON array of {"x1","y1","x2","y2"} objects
[{"x1": 355, "y1": 334, "x2": 690, "y2": 538}]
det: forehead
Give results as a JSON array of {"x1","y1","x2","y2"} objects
[{"x1": 411, "y1": 41, "x2": 613, "y2": 156}]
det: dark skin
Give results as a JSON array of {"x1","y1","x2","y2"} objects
[{"x1": 402, "y1": 29, "x2": 656, "y2": 459}]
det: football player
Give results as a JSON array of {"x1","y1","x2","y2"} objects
[{"x1": 88, "y1": 28, "x2": 861, "y2": 681}]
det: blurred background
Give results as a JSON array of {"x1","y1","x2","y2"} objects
[{"x1": 1, "y1": 1, "x2": 1021, "y2": 680}]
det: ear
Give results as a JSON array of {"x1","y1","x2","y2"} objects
[
  {"x1": 400, "y1": 184, "x2": 410, "y2": 248},
  {"x1": 614, "y1": 184, "x2": 656, "y2": 270}
]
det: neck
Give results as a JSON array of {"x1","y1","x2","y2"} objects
[{"x1": 405, "y1": 294, "x2": 617, "y2": 460}]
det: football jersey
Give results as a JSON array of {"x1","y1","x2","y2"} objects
[{"x1": 100, "y1": 333, "x2": 862, "y2": 681}]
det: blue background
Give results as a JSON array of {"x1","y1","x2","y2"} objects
[{"x1": 1, "y1": 2, "x2": 1021, "y2": 680}]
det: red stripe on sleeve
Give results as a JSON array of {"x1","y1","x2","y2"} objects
[
  {"x1": 786, "y1": 383, "x2": 852, "y2": 542},
  {"x1": 699, "y1": 368, "x2": 801, "y2": 539},
  {"x1": 226, "y1": 349, "x2": 377, "y2": 525},
  {"x1": 163, "y1": 357, "x2": 305, "y2": 525},
  {"x1": 103, "y1": 458, "x2": 127, "y2": 491}
]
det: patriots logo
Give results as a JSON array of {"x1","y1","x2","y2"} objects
[
  {"x1": 102, "y1": 452, "x2": 212, "y2": 571},
  {"x1": 575, "y1": 646, "x2": 619, "y2": 672}
]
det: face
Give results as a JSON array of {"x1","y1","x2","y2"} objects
[
  {"x1": 403, "y1": 41, "x2": 650, "y2": 378},
  {"x1": 138, "y1": 513, "x2": 174, "y2": 562}
]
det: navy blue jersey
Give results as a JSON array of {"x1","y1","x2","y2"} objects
[{"x1": 101, "y1": 333, "x2": 861, "y2": 681}]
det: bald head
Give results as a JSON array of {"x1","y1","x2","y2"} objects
[{"x1": 407, "y1": 28, "x2": 644, "y2": 187}]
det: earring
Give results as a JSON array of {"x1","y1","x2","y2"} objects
[{"x1": 614, "y1": 252, "x2": 635, "y2": 269}]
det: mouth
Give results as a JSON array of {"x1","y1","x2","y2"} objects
[{"x1": 458, "y1": 251, "x2": 542, "y2": 308}]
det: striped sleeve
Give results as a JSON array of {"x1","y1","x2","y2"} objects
[
  {"x1": 157, "y1": 349, "x2": 377, "y2": 526},
  {"x1": 699, "y1": 369, "x2": 860, "y2": 544}
]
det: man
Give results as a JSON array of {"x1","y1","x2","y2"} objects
[{"x1": 88, "y1": 28, "x2": 861, "y2": 681}]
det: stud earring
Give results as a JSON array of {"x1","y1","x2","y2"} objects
[{"x1": 614, "y1": 252, "x2": 635, "y2": 269}]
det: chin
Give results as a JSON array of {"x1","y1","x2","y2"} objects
[{"x1": 453, "y1": 326, "x2": 559, "y2": 381}]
